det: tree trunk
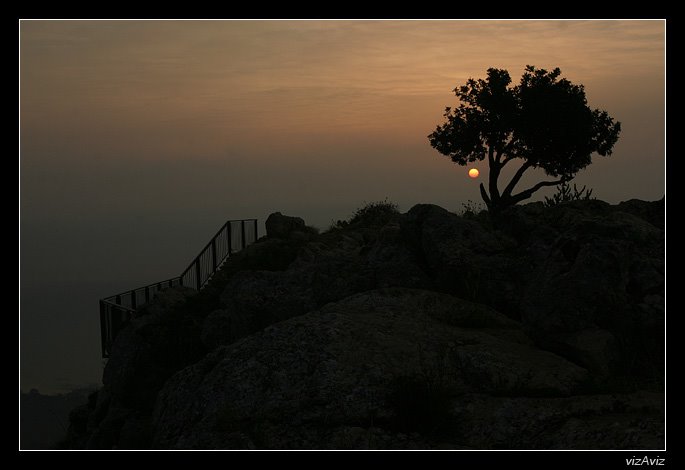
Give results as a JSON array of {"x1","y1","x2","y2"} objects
[
  {"x1": 479, "y1": 158, "x2": 567, "y2": 212},
  {"x1": 487, "y1": 147, "x2": 501, "y2": 207}
]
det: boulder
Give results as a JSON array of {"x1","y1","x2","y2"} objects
[
  {"x1": 103, "y1": 287, "x2": 199, "y2": 409},
  {"x1": 200, "y1": 308, "x2": 252, "y2": 351},
  {"x1": 553, "y1": 328, "x2": 620, "y2": 378},
  {"x1": 520, "y1": 207, "x2": 664, "y2": 378},
  {"x1": 614, "y1": 198, "x2": 664, "y2": 229},
  {"x1": 458, "y1": 391, "x2": 664, "y2": 449},
  {"x1": 214, "y1": 269, "x2": 318, "y2": 343},
  {"x1": 399, "y1": 204, "x2": 528, "y2": 317},
  {"x1": 206, "y1": 229, "x2": 377, "y2": 349},
  {"x1": 265, "y1": 212, "x2": 306, "y2": 239},
  {"x1": 366, "y1": 222, "x2": 432, "y2": 289},
  {"x1": 153, "y1": 288, "x2": 588, "y2": 449},
  {"x1": 72, "y1": 287, "x2": 202, "y2": 448}
]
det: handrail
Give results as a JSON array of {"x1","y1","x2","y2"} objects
[
  {"x1": 99, "y1": 218, "x2": 258, "y2": 358},
  {"x1": 102, "y1": 276, "x2": 182, "y2": 304}
]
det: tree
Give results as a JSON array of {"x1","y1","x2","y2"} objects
[{"x1": 428, "y1": 66, "x2": 621, "y2": 212}]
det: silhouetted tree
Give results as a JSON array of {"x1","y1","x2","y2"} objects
[{"x1": 428, "y1": 66, "x2": 621, "y2": 212}]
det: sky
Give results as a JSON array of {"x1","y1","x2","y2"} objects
[{"x1": 20, "y1": 20, "x2": 665, "y2": 393}]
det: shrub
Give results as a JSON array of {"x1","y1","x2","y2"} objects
[
  {"x1": 543, "y1": 182, "x2": 595, "y2": 207},
  {"x1": 459, "y1": 199, "x2": 486, "y2": 217},
  {"x1": 329, "y1": 199, "x2": 400, "y2": 230}
]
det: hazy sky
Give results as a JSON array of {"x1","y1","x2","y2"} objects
[{"x1": 20, "y1": 20, "x2": 665, "y2": 393}]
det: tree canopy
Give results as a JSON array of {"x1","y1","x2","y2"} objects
[{"x1": 428, "y1": 66, "x2": 621, "y2": 211}]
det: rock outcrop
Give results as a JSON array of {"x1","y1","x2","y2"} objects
[
  {"x1": 67, "y1": 198, "x2": 664, "y2": 449},
  {"x1": 153, "y1": 289, "x2": 589, "y2": 449},
  {"x1": 265, "y1": 212, "x2": 306, "y2": 239}
]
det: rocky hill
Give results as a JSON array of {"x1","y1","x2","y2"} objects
[{"x1": 65, "y1": 199, "x2": 665, "y2": 449}]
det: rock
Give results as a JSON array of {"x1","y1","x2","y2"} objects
[
  {"x1": 208, "y1": 229, "x2": 377, "y2": 349},
  {"x1": 85, "y1": 404, "x2": 131, "y2": 449},
  {"x1": 366, "y1": 222, "x2": 432, "y2": 289},
  {"x1": 615, "y1": 198, "x2": 664, "y2": 229},
  {"x1": 103, "y1": 287, "x2": 199, "y2": 410},
  {"x1": 400, "y1": 204, "x2": 502, "y2": 299},
  {"x1": 102, "y1": 323, "x2": 158, "y2": 409},
  {"x1": 116, "y1": 414, "x2": 152, "y2": 449},
  {"x1": 225, "y1": 237, "x2": 304, "y2": 272},
  {"x1": 521, "y1": 237, "x2": 632, "y2": 338},
  {"x1": 67, "y1": 403, "x2": 91, "y2": 441},
  {"x1": 454, "y1": 339, "x2": 588, "y2": 396},
  {"x1": 69, "y1": 199, "x2": 664, "y2": 450},
  {"x1": 459, "y1": 391, "x2": 664, "y2": 449},
  {"x1": 334, "y1": 287, "x2": 520, "y2": 330},
  {"x1": 70, "y1": 287, "x2": 203, "y2": 449},
  {"x1": 553, "y1": 329, "x2": 620, "y2": 378},
  {"x1": 153, "y1": 288, "x2": 588, "y2": 449},
  {"x1": 399, "y1": 204, "x2": 529, "y2": 316},
  {"x1": 520, "y1": 206, "x2": 664, "y2": 378},
  {"x1": 214, "y1": 270, "x2": 317, "y2": 344},
  {"x1": 200, "y1": 309, "x2": 250, "y2": 351},
  {"x1": 265, "y1": 212, "x2": 306, "y2": 239}
]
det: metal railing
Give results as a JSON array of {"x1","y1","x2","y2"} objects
[{"x1": 99, "y1": 219, "x2": 258, "y2": 358}]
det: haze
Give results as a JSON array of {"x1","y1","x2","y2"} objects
[{"x1": 20, "y1": 20, "x2": 665, "y2": 393}]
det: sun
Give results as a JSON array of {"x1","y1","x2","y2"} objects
[{"x1": 468, "y1": 168, "x2": 480, "y2": 178}]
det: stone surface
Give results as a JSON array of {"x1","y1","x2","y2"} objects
[
  {"x1": 153, "y1": 289, "x2": 589, "y2": 449},
  {"x1": 265, "y1": 212, "x2": 306, "y2": 239},
  {"x1": 520, "y1": 204, "x2": 664, "y2": 380},
  {"x1": 67, "y1": 199, "x2": 664, "y2": 449}
]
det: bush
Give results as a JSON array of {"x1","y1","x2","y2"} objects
[
  {"x1": 329, "y1": 199, "x2": 400, "y2": 231},
  {"x1": 459, "y1": 199, "x2": 486, "y2": 217},
  {"x1": 543, "y1": 182, "x2": 595, "y2": 207}
]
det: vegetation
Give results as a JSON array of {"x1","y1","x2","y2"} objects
[
  {"x1": 543, "y1": 181, "x2": 595, "y2": 207},
  {"x1": 428, "y1": 66, "x2": 620, "y2": 212},
  {"x1": 329, "y1": 199, "x2": 400, "y2": 231},
  {"x1": 458, "y1": 199, "x2": 487, "y2": 217}
]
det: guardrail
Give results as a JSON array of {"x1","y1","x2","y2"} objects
[{"x1": 99, "y1": 219, "x2": 258, "y2": 358}]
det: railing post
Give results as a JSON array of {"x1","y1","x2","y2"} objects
[
  {"x1": 145, "y1": 286, "x2": 150, "y2": 304},
  {"x1": 241, "y1": 220, "x2": 246, "y2": 250},
  {"x1": 254, "y1": 219, "x2": 258, "y2": 243},
  {"x1": 211, "y1": 238, "x2": 217, "y2": 269},
  {"x1": 227, "y1": 222, "x2": 232, "y2": 255},
  {"x1": 195, "y1": 258, "x2": 201, "y2": 290},
  {"x1": 115, "y1": 294, "x2": 121, "y2": 305},
  {"x1": 131, "y1": 290, "x2": 137, "y2": 310}
]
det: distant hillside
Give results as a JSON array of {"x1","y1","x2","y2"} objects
[{"x1": 21, "y1": 387, "x2": 96, "y2": 449}]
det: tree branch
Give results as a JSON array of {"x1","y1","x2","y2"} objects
[
  {"x1": 487, "y1": 145, "x2": 495, "y2": 167},
  {"x1": 487, "y1": 146, "x2": 501, "y2": 202},
  {"x1": 510, "y1": 177, "x2": 567, "y2": 204},
  {"x1": 499, "y1": 154, "x2": 516, "y2": 168},
  {"x1": 502, "y1": 161, "x2": 532, "y2": 198},
  {"x1": 479, "y1": 183, "x2": 491, "y2": 206}
]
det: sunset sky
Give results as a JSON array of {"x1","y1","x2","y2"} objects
[{"x1": 20, "y1": 20, "x2": 665, "y2": 393}]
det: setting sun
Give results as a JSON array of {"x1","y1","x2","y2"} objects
[{"x1": 469, "y1": 168, "x2": 480, "y2": 178}]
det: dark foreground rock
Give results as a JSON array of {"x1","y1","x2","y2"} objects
[
  {"x1": 67, "y1": 198, "x2": 664, "y2": 449},
  {"x1": 153, "y1": 289, "x2": 662, "y2": 449}
]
